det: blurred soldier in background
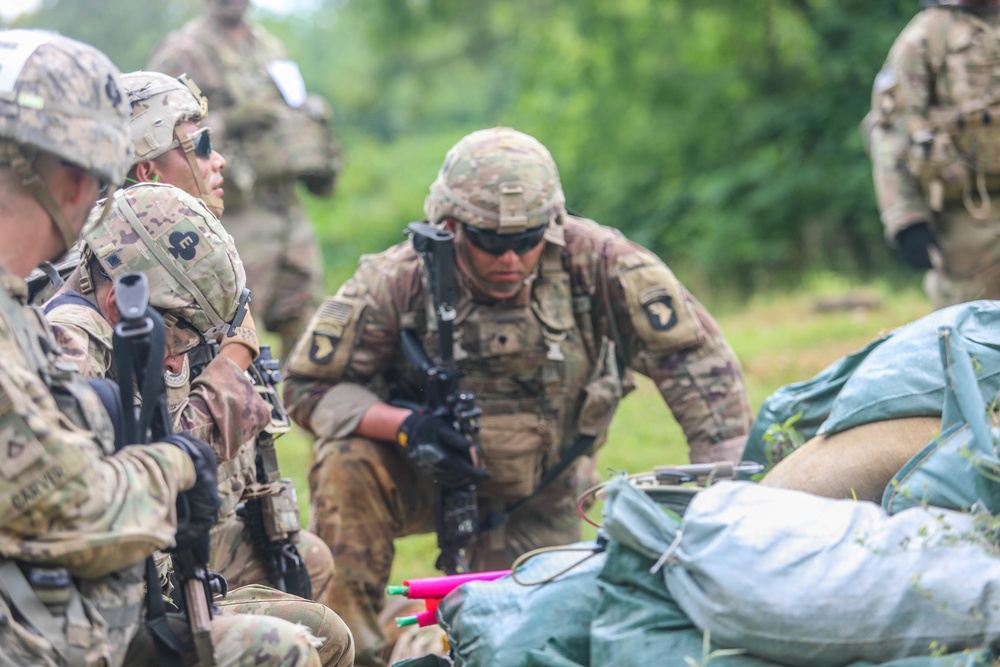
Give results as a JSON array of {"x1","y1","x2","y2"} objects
[
  {"x1": 0, "y1": 28, "x2": 326, "y2": 667},
  {"x1": 149, "y1": 0, "x2": 342, "y2": 357},
  {"x1": 283, "y1": 127, "x2": 752, "y2": 666},
  {"x1": 865, "y1": 0, "x2": 1000, "y2": 307}
]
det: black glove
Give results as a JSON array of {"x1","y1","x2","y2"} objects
[
  {"x1": 895, "y1": 222, "x2": 938, "y2": 270},
  {"x1": 397, "y1": 410, "x2": 490, "y2": 484},
  {"x1": 162, "y1": 432, "x2": 220, "y2": 561}
]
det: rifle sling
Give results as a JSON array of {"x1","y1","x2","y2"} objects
[{"x1": 42, "y1": 290, "x2": 102, "y2": 316}]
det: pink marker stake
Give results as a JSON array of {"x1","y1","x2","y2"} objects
[{"x1": 400, "y1": 569, "x2": 511, "y2": 599}]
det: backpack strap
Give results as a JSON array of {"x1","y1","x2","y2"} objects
[{"x1": 42, "y1": 290, "x2": 102, "y2": 317}]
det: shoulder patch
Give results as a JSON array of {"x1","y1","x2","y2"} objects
[
  {"x1": 287, "y1": 295, "x2": 365, "y2": 379},
  {"x1": 618, "y1": 261, "x2": 703, "y2": 353}
]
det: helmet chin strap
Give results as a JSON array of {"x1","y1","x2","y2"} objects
[
  {"x1": 5, "y1": 144, "x2": 79, "y2": 256},
  {"x1": 175, "y1": 128, "x2": 224, "y2": 215}
]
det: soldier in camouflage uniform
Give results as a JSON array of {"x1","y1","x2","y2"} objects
[
  {"x1": 865, "y1": 0, "x2": 1000, "y2": 307},
  {"x1": 24, "y1": 69, "x2": 227, "y2": 307},
  {"x1": 148, "y1": 0, "x2": 342, "y2": 357},
  {"x1": 43, "y1": 182, "x2": 354, "y2": 666},
  {"x1": 0, "y1": 28, "x2": 327, "y2": 667},
  {"x1": 34, "y1": 68, "x2": 341, "y2": 613},
  {"x1": 283, "y1": 127, "x2": 752, "y2": 666}
]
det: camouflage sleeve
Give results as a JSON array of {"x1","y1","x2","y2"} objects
[
  {"x1": 170, "y1": 355, "x2": 270, "y2": 464},
  {"x1": 284, "y1": 247, "x2": 414, "y2": 438},
  {"x1": 868, "y1": 15, "x2": 935, "y2": 238},
  {"x1": 598, "y1": 239, "x2": 751, "y2": 463},
  {"x1": 0, "y1": 342, "x2": 195, "y2": 579},
  {"x1": 44, "y1": 305, "x2": 113, "y2": 380}
]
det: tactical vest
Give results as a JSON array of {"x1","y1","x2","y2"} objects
[
  {"x1": 905, "y1": 9, "x2": 1000, "y2": 216},
  {"x1": 407, "y1": 241, "x2": 624, "y2": 503}
]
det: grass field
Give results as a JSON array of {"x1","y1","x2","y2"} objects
[{"x1": 271, "y1": 275, "x2": 932, "y2": 584}]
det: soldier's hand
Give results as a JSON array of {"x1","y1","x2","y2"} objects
[
  {"x1": 162, "y1": 432, "x2": 221, "y2": 557},
  {"x1": 895, "y1": 222, "x2": 938, "y2": 270},
  {"x1": 219, "y1": 308, "x2": 259, "y2": 370},
  {"x1": 397, "y1": 410, "x2": 490, "y2": 483}
]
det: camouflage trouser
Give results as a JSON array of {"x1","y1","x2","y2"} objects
[
  {"x1": 209, "y1": 512, "x2": 337, "y2": 610},
  {"x1": 924, "y1": 205, "x2": 1000, "y2": 308},
  {"x1": 308, "y1": 435, "x2": 581, "y2": 667},
  {"x1": 223, "y1": 184, "x2": 323, "y2": 357},
  {"x1": 123, "y1": 602, "x2": 325, "y2": 666},
  {"x1": 217, "y1": 584, "x2": 355, "y2": 667}
]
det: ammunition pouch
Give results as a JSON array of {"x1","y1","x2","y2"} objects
[
  {"x1": 229, "y1": 102, "x2": 340, "y2": 197},
  {"x1": 475, "y1": 413, "x2": 558, "y2": 502},
  {"x1": 576, "y1": 337, "x2": 624, "y2": 438},
  {"x1": 908, "y1": 107, "x2": 1000, "y2": 216},
  {"x1": 243, "y1": 480, "x2": 302, "y2": 542}
]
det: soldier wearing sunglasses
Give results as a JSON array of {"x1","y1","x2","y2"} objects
[
  {"x1": 122, "y1": 71, "x2": 227, "y2": 219},
  {"x1": 283, "y1": 126, "x2": 752, "y2": 667}
]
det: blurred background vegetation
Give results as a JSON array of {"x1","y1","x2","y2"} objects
[{"x1": 9, "y1": 0, "x2": 919, "y2": 299}]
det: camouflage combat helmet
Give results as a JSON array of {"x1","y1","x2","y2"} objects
[
  {"x1": 83, "y1": 182, "x2": 249, "y2": 337},
  {"x1": 121, "y1": 71, "x2": 208, "y2": 164},
  {"x1": 0, "y1": 30, "x2": 131, "y2": 250},
  {"x1": 424, "y1": 127, "x2": 566, "y2": 234},
  {"x1": 121, "y1": 70, "x2": 223, "y2": 214}
]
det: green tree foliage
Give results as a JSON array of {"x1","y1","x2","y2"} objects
[
  {"x1": 13, "y1": 0, "x2": 921, "y2": 296},
  {"x1": 10, "y1": 0, "x2": 200, "y2": 71},
  {"x1": 304, "y1": 0, "x2": 917, "y2": 295}
]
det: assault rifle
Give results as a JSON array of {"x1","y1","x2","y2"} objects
[
  {"x1": 111, "y1": 273, "x2": 220, "y2": 666},
  {"x1": 187, "y1": 342, "x2": 311, "y2": 598},
  {"x1": 398, "y1": 222, "x2": 484, "y2": 575}
]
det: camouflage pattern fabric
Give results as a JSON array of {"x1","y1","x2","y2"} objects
[
  {"x1": 284, "y1": 215, "x2": 751, "y2": 665},
  {"x1": 83, "y1": 182, "x2": 247, "y2": 336},
  {"x1": 44, "y1": 179, "x2": 341, "y2": 638},
  {"x1": 122, "y1": 604, "x2": 329, "y2": 667},
  {"x1": 148, "y1": 12, "x2": 333, "y2": 355},
  {"x1": 210, "y1": 512, "x2": 338, "y2": 611},
  {"x1": 217, "y1": 585, "x2": 355, "y2": 667},
  {"x1": 424, "y1": 127, "x2": 565, "y2": 233},
  {"x1": 46, "y1": 275, "x2": 342, "y2": 620},
  {"x1": 0, "y1": 30, "x2": 132, "y2": 187},
  {"x1": 0, "y1": 261, "x2": 195, "y2": 665},
  {"x1": 867, "y1": 7, "x2": 1000, "y2": 307},
  {"x1": 216, "y1": 181, "x2": 324, "y2": 353}
]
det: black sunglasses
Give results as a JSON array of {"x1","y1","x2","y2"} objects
[
  {"x1": 463, "y1": 224, "x2": 547, "y2": 256},
  {"x1": 189, "y1": 127, "x2": 213, "y2": 159}
]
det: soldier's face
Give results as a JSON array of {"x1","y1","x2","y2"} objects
[
  {"x1": 208, "y1": 0, "x2": 250, "y2": 23},
  {"x1": 454, "y1": 223, "x2": 546, "y2": 299},
  {"x1": 149, "y1": 121, "x2": 227, "y2": 218},
  {"x1": 163, "y1": 321, "x2": 202, "y2": 374}
]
